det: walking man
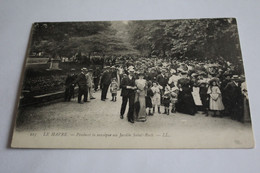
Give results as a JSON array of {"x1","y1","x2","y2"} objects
[
  {"x1": 75, "y1": 67, "x2": 89, "y2": 104},
  {"x1": 93, "y1": 67, "x2": 101, "y2": 91},
  {"x1": 120, "y1": 67, "x2": 137, "y2": 123},
  {"x1": 100, "y1": 66, "x2": 112, "y2": 101}
]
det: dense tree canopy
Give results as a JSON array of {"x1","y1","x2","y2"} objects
[
  {"x1": 29, "y1": 22, "x2": 132, "y2": 59},
  {"x1": 127, "y1": 18, "x2": 241, "y2": 63},
  {"x1": 29, "y1": 18, "x2": 242, "y2": 65}
]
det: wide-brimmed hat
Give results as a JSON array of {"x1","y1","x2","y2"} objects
[
  {"x1": 240, "y1": 75, "x2": 245, "y2": 81},
  {"x1": 81, "y1": 67, "x2": 88, "y2": 71},
  {"x1": 180, "y1": 69, "x2": 188, "y2": 74},
  {"x1": 191, "y1": 73, "x2": 199, "y2": 77},
  {"x1": 208, "y1": 78, "x2": 219, "y2": 85},
  {"x1": 161, "y1": 69, "x2": 167, "y2": 73},
  {"x1": 128, "y1": 66, "x2": 135, "y2": 72},
  {"x1": 231, "y1": 75, "x2": 240, "y2": 81},
  {"x1": 198, "y1": 79, "x2": 208, "y2": 85},
  {"x1": 170, "y1": 69, "x2": 177, "y2": 74},
  {"x1": 177, "y1": 67, "x2": 187, "y2": 73}
]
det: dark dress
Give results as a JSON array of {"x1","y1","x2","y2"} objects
[
  {"x1": 145, "y1": 88, "x2": 153, "y2": 108},
  {"x1": 64, "y1": 74, "x2": 77, "y2": 101},
  {"x1": 176, "y1": 78, "x2": 196, "y2": 115}
]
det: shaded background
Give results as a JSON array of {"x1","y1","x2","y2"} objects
[{"x1": 0, "y1": 0, "x2": 259, "y2": 173}]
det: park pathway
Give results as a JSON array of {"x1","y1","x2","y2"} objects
[{"x1": 15, "y1": 89, "x2": 254, "y2": 148}]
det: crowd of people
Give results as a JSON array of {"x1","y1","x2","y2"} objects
[{"x1": 64, "y1": 56, "x2": 250, "y2": 124}]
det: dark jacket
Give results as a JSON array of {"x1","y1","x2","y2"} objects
[
  {"x1": 224, "y1": 81, "x2": 242, "y2": 105},
  {"x1": 100, "y1": 71, "x2": 112, "y2": 86},
  {"x1": 93, "y1": 69, "x2": 101, "y2": 79},
  {"x1": 120, "y1": 76, "x2": 136, "y2": 97},
  {"x1": 146, "y1": 72, "x2": 157, "y2": 81},
  {"x1": 74, "y1": 73, "x2": 87, "y2": 88},
  {"x1": 157, "y1": 74, "x2": 168, "y2": 88},
  {"x1": 65, "y1": 74, "x2": 77, "y2": 87}
]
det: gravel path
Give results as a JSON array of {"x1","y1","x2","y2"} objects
[{"x1": 14, "y1": 90, "x2": 254, "y2": 148}]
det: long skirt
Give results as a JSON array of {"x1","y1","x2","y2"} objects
[
  {"x1": 209, "y1": 95, "x2": 224, "y2": 111},
  {"x1": 243, "y1": 97, "x2": 251, "y2": 122},
  {"x1": 134, "y1": 92, "x2": 147, "y2": 121},
  {"x1": 176, "y1": 91, "x2": 196, "y2": 115}
]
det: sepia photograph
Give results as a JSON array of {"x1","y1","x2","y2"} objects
[{"x1": 11, "y1": 18, "x2": 254, "y2": 148}]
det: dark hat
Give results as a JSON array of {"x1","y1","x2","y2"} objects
[
  {"x1": 180, "y1": 71, "x2": 188, "y2": 75},
  {"x1": 209, "y1": 78, "x2": 219, "y2": 85},
  {"x1": 138, "y1": 72, "x2": 145, "y2": 76}
]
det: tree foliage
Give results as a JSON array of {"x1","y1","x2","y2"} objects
[
  {"x1": 29, "y1": 22, "x2": 132, "y2": 59},
  {"x1": 127, "y1": 18, "x2": 241, "y2": 63},
  {"x1": 30, "y1": 19, "x2": 242, "y2": 65}
]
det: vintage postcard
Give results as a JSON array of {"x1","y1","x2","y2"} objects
[{"x1": 11, "y1": 18, "x2": 254, "y2": 148}]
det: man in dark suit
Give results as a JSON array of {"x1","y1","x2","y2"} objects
[
  {"x1": 146, "y1": 68, "x2": 157, "y2": 81},
  {"x1": 224, "y1": 75, "x2": 243, "y2": 121},
  {"x1": 157, "y1": 69, "x2": 168, "y2": 104},
  {"x1": 120, "y1": 67, "x2": 137, "y2": 123},
  {"x1": 93, "y1": 66, "x2": 101, "y2": 91},
  {"x1": 74, "y1": 67, "x2": 89, "y2": 104},
  {"x1": 100, "y1": 67, "x2": 112, "y2": 101},
  {"x1": 157, "y1": 69, "x2": 168, "y2": 89}
]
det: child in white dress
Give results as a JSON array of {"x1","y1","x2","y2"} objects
[
  {"x1": 170, "y1": 85, "x2": 179, "y2": 113},
  {"x1": 207, "y1": 80, "x2": 224, "y2": 117},
  {"x1": 110, "y1": 78, "x2": 119, "y2": 102},
  {"x1": 151, "y1": 81, "x2": 163, "y2": 114}
]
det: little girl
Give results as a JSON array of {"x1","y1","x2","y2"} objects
[
  {"x1": 151, "y1": 81, "x2": 163, "y2": 114},
  {"x1": 110, "y1": 78, "x2": 119, "y2": 102},
  {"x1": 170, "y1": 84, "x2": 179, "y2": 113},
  {"x1": 162, "y1": 84, "x2": 171, "y2": 115},
  {"x1": 207, "y1": 79, "x2": 224, "y2": 117},
  {"x1": 146, "y1": 81, "x2": 154, "y2": 116}
]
